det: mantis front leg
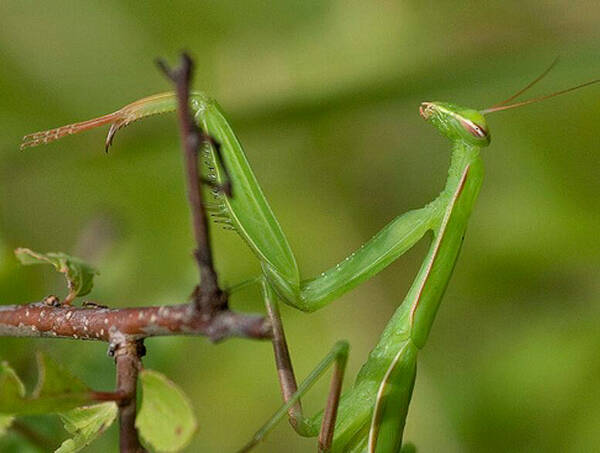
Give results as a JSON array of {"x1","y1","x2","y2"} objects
[{"x1": 21, "y1": 92, "x2": 444, "y2": 315}]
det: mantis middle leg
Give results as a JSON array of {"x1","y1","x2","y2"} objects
[{"x1": 254, "y1": 279, "x2": 349, "y2": 452}]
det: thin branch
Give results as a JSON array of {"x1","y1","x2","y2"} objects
[
  {"x1": 115, "y1": 340, "x2": 145, "y2": 453},
  {"x1": 90, "y1": 390, "x2": 129, "y2": 402},
  {"x1": 0, "y1": 302, "x2": 271, "y2": 343},
  {"x1": 156, "y1": 54, "x2": 223, "y2": 312}
]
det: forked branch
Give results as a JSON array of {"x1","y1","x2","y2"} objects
[{"x1": 0, "y1": 53, "x2": 273, "y2": 453}]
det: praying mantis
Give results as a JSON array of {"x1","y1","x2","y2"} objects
[{"x1": 20, "y1": 64, "x2": 599, "y2": 452}]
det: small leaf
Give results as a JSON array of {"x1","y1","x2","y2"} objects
[
  {"x1": 55, "y1": 402, "x2": 118, "y2": 453},
  {"x1": 136, "y1": 369, "x2": 197, "y2": 452},
  {"x1": 33, "y1": 353, "x2": 90, "y2": 400},
  {"x1": 15, "y1": 248, "x2": 99, "y2": 303},
  {"x1": 0, "y1": 354, "x2": 95, "y2": 415}
]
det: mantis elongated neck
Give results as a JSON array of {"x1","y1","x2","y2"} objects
[
  {"x1": 438, "y1": 140, "x2": 483, "y2": 205},
  {"x1": 410, "y1": 140, "x2": 483, "y2": 344},
  {"x1": 363, "y1": 140, "x2": 483, "y2": 369}
]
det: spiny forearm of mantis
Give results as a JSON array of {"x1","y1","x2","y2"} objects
[{"x1": 19, "y1": 91, "x2": 459, "y2": 314}]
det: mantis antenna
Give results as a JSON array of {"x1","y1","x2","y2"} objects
[
  {"x1": 481, "y1": 77, "x2": 600, "y2": 114},
  {"x1": 489, "y1": 56, "x2": 560, "y2": 108}
]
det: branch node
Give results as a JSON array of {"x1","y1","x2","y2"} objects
[{"x1": 43, "y1": 295, "x2": 61, "y2": 307}]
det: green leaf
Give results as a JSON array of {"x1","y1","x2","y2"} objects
[
  {"x1": 33, "y1": 353, "x2": 90, "y2": 400},
  {"x1": 136, "y1": 370, "x2": 197, "y2": 452},
  {"x1": 0, "y1": 415, "x2": 14, "y2": 437},
  {"x1": 0, "y1": 354, "x2": 95, "y2": 415},
  {"x1": 15, "y1": 248, "x2": 99, "y2": 303},
  {"x1": 55, "y1": 402, "x2": 118, "y2": 453}
]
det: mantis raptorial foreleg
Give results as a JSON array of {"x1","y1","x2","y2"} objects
[
  {"x1": 21, "y1": 64, "x2": 599, "y2": 451},
  {"x1": 20, "y1": 92, "x2": 442, "y2": 314}
]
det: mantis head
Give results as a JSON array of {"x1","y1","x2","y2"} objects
[
  {"x1": 419, "y1": 58, "x2": 600, "y2": 149},
  {"x1": 419, "y1": 102, "x2": 490, "y2": 146}
]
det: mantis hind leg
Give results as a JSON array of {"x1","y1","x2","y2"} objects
[{"x1": 238, "y1": 280, "x2": 349, "y2": 452}]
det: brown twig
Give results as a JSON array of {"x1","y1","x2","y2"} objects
[
  {"x1": 115, "y1": 340, "x2": 146, "y2": 453},
  {"x1": 0, "y1": 302, "x2": 271, "y2": 343},
  {"x1": 156, "y1": 53, "x2": 223, "y2": 312}
]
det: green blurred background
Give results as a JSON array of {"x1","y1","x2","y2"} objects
[{"x1": 1, "y1": 1, "x2": 599, "y2": 451}]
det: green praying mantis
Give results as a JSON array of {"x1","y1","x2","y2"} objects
[{"x1": 20, "y1": 63, "x2": 599, "y2": 452}]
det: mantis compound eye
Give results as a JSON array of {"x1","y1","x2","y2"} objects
[{"x1": 458, "y1": 117, "x2": 488, "y2": 139}]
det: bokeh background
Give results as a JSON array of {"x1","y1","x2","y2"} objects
[{"x1": 1, "y1": 1, "x2": 599, "y2": 452}]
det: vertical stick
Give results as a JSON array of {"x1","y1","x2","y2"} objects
[
  {"x1": 157, "y1": 53, "x2": 221, "y2": 309},
  {"x1": 115, "y1": 340, "x2": 146, "y2": 453}
]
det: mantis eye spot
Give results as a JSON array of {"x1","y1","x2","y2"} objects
[{"x1": 459, "y1": 118, "x2": 488, "y2": 139}]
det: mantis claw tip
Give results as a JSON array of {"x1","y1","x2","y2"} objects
[{"x1": 105, "y1": 123, "x2": 119, "y2": 153}]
